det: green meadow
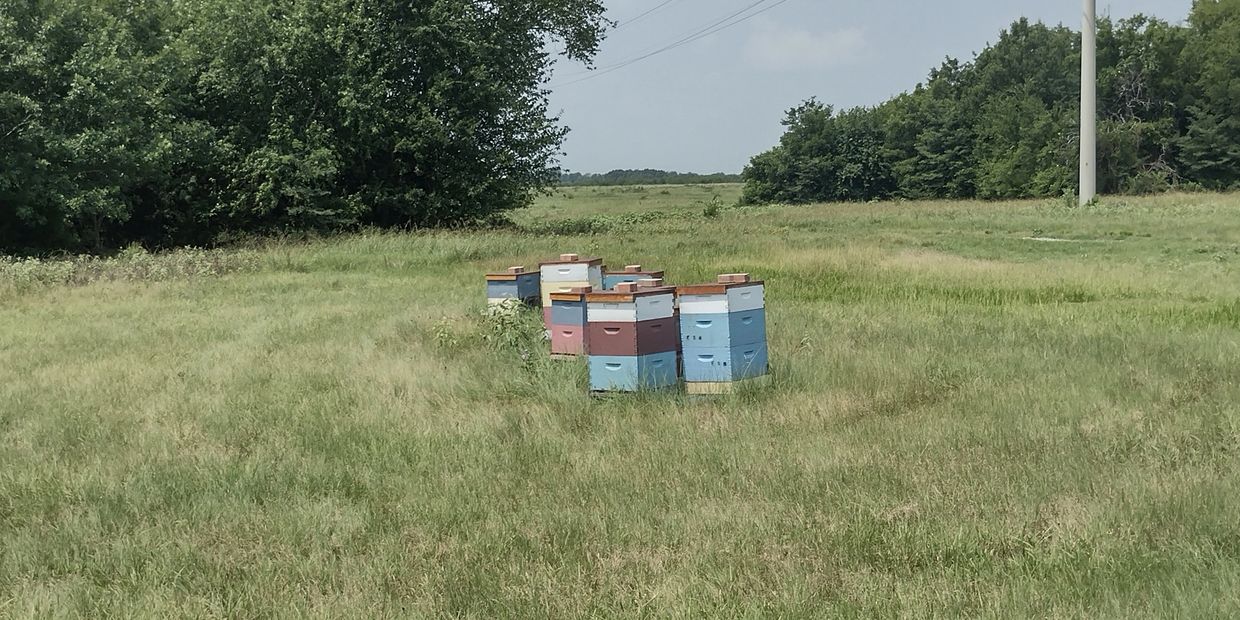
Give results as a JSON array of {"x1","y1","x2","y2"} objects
[
  {"x1": 516, "y1": 183, "x2": 743, "y2": 222},
  {"x1": 3, "y1": 187, "x2": 1240, "y2": 617}
]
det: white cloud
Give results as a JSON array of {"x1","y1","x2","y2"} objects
[{"x1": 743, "y1": 19, "x2": 866, "y2": 71}]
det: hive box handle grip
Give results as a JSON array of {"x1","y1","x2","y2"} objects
[
  {"x1": 695, "y1": 320, "x2": 712, "y2": 328},
  {"x1": 603, "y1": 327, "x2": 620, "y2": 335},
  {"x1": 741, "y1": 316, "x2": 753, "y2": 325},
  {"x1": 652, "y1": 359, "x2": 665, "y2": 367},
  {"x1": 605, "y1": 363, "x2": 622, "y2": 370},
  {"x1": 697, "y1": 355, "x2": 714, "y2": 362},
  {"x1": 743, "y1": 350, "x2": 757, "y2": 360}
]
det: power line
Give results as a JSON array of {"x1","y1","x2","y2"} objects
[
  {"x1": 615, "y1": 0, "x2": 680, "y2": 30},
  {"x1": 552, "y1": 0, "x2": 795, "y2": 88},
  {"x1": 577, "y1": 0, "x2": 771, "y2": 77}
]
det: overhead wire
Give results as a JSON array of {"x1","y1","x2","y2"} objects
[
  {"x1": 613, "y1": 0, "x2": 680, "y2": 30},
  {"x1": 551, "y1": 0, "x2": 796, "y2": 88},
  {"x1": 544, "y1": 1, "x2": 681, "y2": 57},
  {"x1": 558, "y1": 0, "x2": 773, "y2": 79}
]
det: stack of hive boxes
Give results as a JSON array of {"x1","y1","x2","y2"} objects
[
  {"x1": 548, "y1": 286, "x2": 591, "y2": 358},
  {"x1": 485, "y1": 266, "x2": 540, "y2": 306},
  {"x1": 586, "y1": 281, "x2": 680, "y2": 392},
  {"x1": 539, "y1": 254, "x2": 603, "y2": 326},
  {"x1": 678, "y1": 273, "x2": 769, "y2": 394},
  {"x1": 602, "y1": 265, "x2": 665, "y2": 290}
]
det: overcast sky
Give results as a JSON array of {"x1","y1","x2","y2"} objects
[{"x1": 547, "y1": 0, "x2": 1193, "y2": 174}]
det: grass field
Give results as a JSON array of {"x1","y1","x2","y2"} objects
[
  {"x1": 516, "y1": 183, "x2": 743, "y2": 223},
  {"x1": 3, "y1": 187, "x2": 1240, "y2": 617}
]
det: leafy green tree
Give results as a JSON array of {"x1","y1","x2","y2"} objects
[
  {"x1": 1, "y1": 0, "x2": 163, "y2": 252},
  {"x1": 742, "y1": 100, "x2": 894, "y2": 204},
  {"x1": 743, "y1": 6, "x2": 1237, "y2": 205},
  {"x1": 172, "y1": 0, "x2": 609, "y2": 233},
  {"x1": 1180, "y1": 0, "x2": 1240, "y2": 189},
  {"x1": 973, "y1": 88, "x2": 1074, "y2": 199},
  {"x1": 1095, "y1": 16, "x2": 1190, "y2": 193},
  {"x1": 884, "y1": 60, "x2": 978, "y2": 199},
  {"x1": 1, "y1": 0, "x2": 608, "y2": 254}
]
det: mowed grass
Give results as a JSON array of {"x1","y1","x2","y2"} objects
[{"x1": 3, "y1": 188, "x2": 1240, "y2": 617}]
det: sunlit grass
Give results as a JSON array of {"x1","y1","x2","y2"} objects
[{"x1": 2, "y1": 189, "x2": 1240, "y2": 616}]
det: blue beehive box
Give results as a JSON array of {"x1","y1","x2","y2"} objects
[
  {"x1": 681, "y1": 344, "x2": 769, "y2": 383},
  {"x1": 678, "y1": 274, "x2": 769, "y2": 391},
  {"x1": 550, "y1": 296, "x2": 586, "y2": 326},
  {"x1": 588, "y1": 352, "x2": 679, "y2": 391},
  {"x1": 680, "y1": 309, "x2": 767, "y2": 350},
  {"x1": 486, "y1": 266, "x2": 540, "y2": 306}
]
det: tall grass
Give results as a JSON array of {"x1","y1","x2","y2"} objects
[
  {"x1": 2, "y1": 189, "x2": 1240, "y2": 617},
  {"x1": 0, "y1": 245, "x2": 260, "y2": 292}
]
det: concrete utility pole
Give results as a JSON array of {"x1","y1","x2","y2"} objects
[{"x1": 1080, "y1": 0, "x2": 1097, "y2": 205}]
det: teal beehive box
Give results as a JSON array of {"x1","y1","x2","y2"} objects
[{"x1": 486, "y1": 266, "x2": 540, "y2": 306}]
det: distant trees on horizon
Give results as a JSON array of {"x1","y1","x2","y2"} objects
[{"x1": 559, "y1": 170, "x2": 742, "y2": 186}]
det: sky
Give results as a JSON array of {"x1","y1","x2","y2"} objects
[{"x1": 547, "y1": 0, "x2": 1194, "y2": 174}]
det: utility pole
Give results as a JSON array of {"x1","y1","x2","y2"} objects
[{"x1": 1080, "y1": 0, "x2": 1097, "y2": 205}]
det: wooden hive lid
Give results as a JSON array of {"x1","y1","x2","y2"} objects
[
  {"x1": 485, "y1": 265, "x2": 532, "y2": 281},
  {"x1": 677, "y1": 274, "x2": 764, "y2": 296},
  {"x1": 549, "y1": 286, "x2": 593, "y2": 302},
  {"x1": 585, "y1": 281, "x2": 676, "y2": 303},
  {"x1": 539, "y1": 254, "x2": 604, "y2": 267},
  {"x1": 604, "y1": 266, "x2": 666, "y2": 277}
]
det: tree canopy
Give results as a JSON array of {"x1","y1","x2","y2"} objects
[
  {"x1": 0, "y1": 0, "x2": 608, "y2": 254},
  {"x1": 742, "y1": 0, "x2": 1240, "y2": 205}
]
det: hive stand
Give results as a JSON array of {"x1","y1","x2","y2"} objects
[{"x1": 678, "y1": 273, "x2": 769, "y2": 394}]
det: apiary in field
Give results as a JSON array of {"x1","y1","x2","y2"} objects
[{"x1": 483, "y1": 259, "x2": 771, "y2": 397}]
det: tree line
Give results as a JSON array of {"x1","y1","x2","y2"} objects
[
  {"x1": 743, "y1": 1, "x2": 1240, "y2": 205},
  {"x1": 560, "y1": 169, "x2": 742, "y2": 186},
  {"x1": 0, "y1": 0, "x2": 607, "y2": 254}
]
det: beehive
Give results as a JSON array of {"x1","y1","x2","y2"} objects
[
  {"x1": 678, "y1": 274, "x2": 769, "y2": 388},
  {"x1": 586, "y1": 282, "x2": 679, "y2": 392},
  {"x1": 548, "y1": 287, "x2": 591, "y2": 357},
  {"x1": 539, "y1": 254, "x2": 604, "y2": 322},
  {"x1": 602, "y1": 264, "x2": 666, "y2": 290},
  {"x1": 485, "y1": 266, "x2": 540, "y2": 306}
]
